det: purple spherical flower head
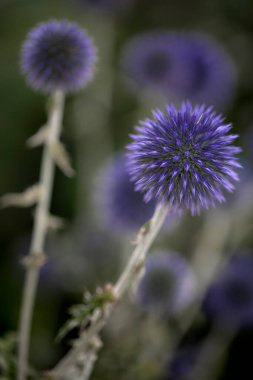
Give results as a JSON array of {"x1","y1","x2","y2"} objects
[
  {"x1": 21, "y1": 20, "x2": 97, "y2": 94},
  {"x1": 96, "y1": 154, "x2": 156, "y2": 232},
  {"x1": 120, "y1": 32, "x2": 193, "y2": 99},
  {"x1": 177, "y1": 34, "x2": 237, "y2": 110},
  {"x1": 203, "y1": 254, "x2": 253, "y2": 327},
  {"x1": 136, "y1": 252, "x2": 196, "y2": 316},
  {"x1": 127, "y1": 102, "x2": 241, "y2": 215},
  {"x1": 121, "y1": 32, "x2": 237, "y2": 109}
]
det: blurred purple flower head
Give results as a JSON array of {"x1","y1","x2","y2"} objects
[
  {"x1": 203, "y1": 254, "x2": 253, "y2": 327},
  {"x1": 81, "y1": 0, "x2": 134, "y2": 13},
  {"x1": 176, "y1": 34, "x2": 237, "y2": 109},
  {"x1": 21, "y1": 20, "x2": 97, "y2": 94},
  {"x1": 95, "y1": 153, "x2": 156, "y2": 233},
  {"x1": 165, "y1": 346, "x2": 198, "y2": 380},
  {"x1": 74, "y1": 222, "x2": 121, "y2": 288},
  {"x1": 121, "y1": 32, "x2": 237, "y2": 109},
  {"x1": 136, "y1": 251, "x2": 196, "y2": 316},
  {"x1": 127, "y1": 102, "x2": 241, "y2": 215},
  {"x1": 121, "y1": 32, "x2": 191, "y2": 99},
  {"x1": 46, "y1": 222, "x2": 121, "y2": 293}
]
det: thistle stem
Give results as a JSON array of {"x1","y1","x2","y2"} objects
[
  {"x1": 114, "y1": 203, "x2": 169, "y2": 298},
  {"x1": 53, "y1": 203, "x2": 169, "y2": 380},
  {"x1": 17, "y1": 91, "x2": 65, "y2": 380}
]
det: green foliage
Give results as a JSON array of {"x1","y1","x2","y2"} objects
[
  {"x1": 0, "y1": 333, "x2": 17, "y2": 380},
  {"x1": 0, "y1": 333, "x2": 40, "y2": 380},
  {"x1": 57, "y1": 285, "x2": 116, "y2": 342}
]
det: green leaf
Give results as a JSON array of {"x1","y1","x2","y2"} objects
[{"x1": 56, "y1": 285, "x2": 116, "y2": 342}]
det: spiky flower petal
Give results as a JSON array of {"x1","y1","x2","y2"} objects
[
  {"x1": 21, "y1": 20, "x2": 97, "y2": 93},
  {"x1": 127, "y1": 102, "x2": 241, "y2": 215}
]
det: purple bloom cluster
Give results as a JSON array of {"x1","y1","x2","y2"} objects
[
  {"x1": 127, "y1": 102, "x2": 241, "y2": 215},
  {"x1": 21, "y1": 20, "x2": 97, "y2": 94},
  {"x1": 95, "y1": 154, "x2": 156, "y2": 233},
  {"x1": 203, "y1": 254, "x2": 253, "y2": 327},
  {"x1": 136, "y1": 251, "x2": 196, "y2": 316},
  {"x1": 121, "y1": 32, "x2": 237, "y2": 109}
]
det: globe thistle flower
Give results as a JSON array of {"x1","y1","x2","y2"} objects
[
  {"x1": 121, "y1": 32, "x2": 236, "y2": 109},
  {"x1": 121, "y1": 32, "x2": 192, "y2": 99},
  {"x1": 203, "y1": 254, "x2": 253, "y2": 327},
  {"x1": 95, "y1": 154, "x2": 156, "y2": 233},
  {"x1": 179, "y1": 34, "x2": 237, "y2": 109},
  {"x1": 127, "y1": 102, "x2": 241, "y2": 215},
  {"x1": 21, "y1": 20, "x2": 97, "y2": 93},
  {"x1": 136, "y1": 252, "x2": 196, "y2": 316}
]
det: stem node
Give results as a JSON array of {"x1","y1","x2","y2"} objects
[{"x1": 17, "y1": 91, "x2": 65, "y2": 380}]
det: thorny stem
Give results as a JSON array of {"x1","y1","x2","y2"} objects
[
  {"x1": 17, "y1": 91, "x2": 65, "y2": 380},
  {"x1": 53, "y1": 203, "x2": 169, "y2": 380}
]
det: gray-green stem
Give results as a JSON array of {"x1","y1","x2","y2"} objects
[
  {"x1": 17, "y1": 91, "x2": 65, "y2": 380},
  {"x1": 53, "y1": 203, "x2": 169, "y2": 380}
]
